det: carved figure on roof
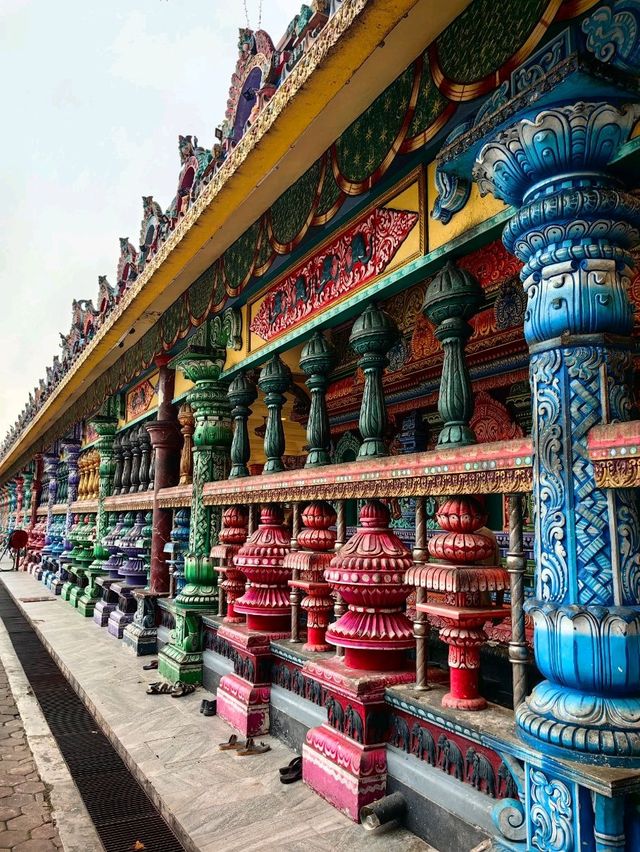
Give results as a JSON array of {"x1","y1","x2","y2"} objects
[
  {"x1": 138, "y1": 195, "x2": 167, "y2": 269},
  {"x1": 222, "y1": 28, "x2": 275, "y2": 149},
  {"x1": 116, "y1": 237, "x2": 138, "y2": 296},
  {"x1": 97, "y1": 275, "x2": 115, "y2": 318},
  {"x1": 168, "y1": 136, "x2": 213, "y2": 225}
]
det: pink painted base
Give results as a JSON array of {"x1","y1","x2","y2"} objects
[
  {"x1": 303, "y1": 724, "x2": 387, "y2": 821},
  {"x1": 217, "y1": 673, "x2": 271, "y2": 737}
]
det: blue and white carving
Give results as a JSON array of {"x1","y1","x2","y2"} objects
[
  {"x1": 582, "y1": 1, "x2": 640, "y2": 71},
  {"x1": 431, "y1": 123, "x2": 472, "y2": 224},
  {"x1": 473, "y1": 100, "x2": 640, "y2": 765},
  {"x1": 528, "y1": 769, "x2": 574, "y2": 852}
]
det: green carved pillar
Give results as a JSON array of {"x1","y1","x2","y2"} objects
[
  {"x1": 78, "y1": 405, "x2": 118, "y2": 617},
  {"x1": 228, "y1": 371, "x2": 257, "y2": 479},
  {"x1": 159, "y1": 318, "x2": 232, "y2": 684},
  {"x1": 349, "y1": 303, "x2": 399, "y2": 459},
  {"x1": 421, "y1": 261, "x2": 483, "y2": 447},
  {"x1": 258, "y1": 355, "x2": 291, "y2": 474},
  {"x1": 300, "y1": 331, "x2": 334, "y2": 468}
]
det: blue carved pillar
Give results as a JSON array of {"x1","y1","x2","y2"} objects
[
  {"x1": 48, "y1": 433, "x2": 81, "y2": 590},
  {"x1": 472, "y1": 101, "x2": 640, "y2": 767}
]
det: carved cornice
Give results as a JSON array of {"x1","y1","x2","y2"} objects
[
  {"x1": 103, "y1": 493, "x2": 153, "y2": 512},
  {"x1": 156, "y1": 485, "x2": 193, "y2": 509},
  {"x1": 69, "y1": 499, "x2": 98, "y2": 513},
  {"x1": 203, "y1": 438, "x2": 533, "y2": 504},
  {"x1": 589, "y1": 421, "x2": 640, "y2": 488}
]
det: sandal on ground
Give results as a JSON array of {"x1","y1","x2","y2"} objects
[
  {"x1": 279, "y1": 755, "x2": 302, "y2": 777},
  {"x1": 218, "y1": 735, "x2": 241, "y2": 750},
  {"x1": 201, "y1": 699, "x2": 217, "y2": 717},
  {"x1": 171, "y1": 681, "x2": 197, "y2": 698},
  {"x1": 236, "y1": 738, "x2": 271, "y2": 756},
  {"x1": 142, "y1": 660, "x2": 158, "y2": 670},
  {"x1": 146, "y1": 681, "x2": 172, "y2": 695},
  {"x1": 280, "y1": 762, "x2": 303, "y2": 784}
]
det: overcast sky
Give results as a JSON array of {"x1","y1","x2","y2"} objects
[{"x1": 0, "y1": 0, "x2": 295, "y2": 438}]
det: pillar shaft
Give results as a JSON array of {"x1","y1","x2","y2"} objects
[
  {"x1": 300, "y1": 331, "x2": 334, "y2": 468},
  {"x1": 349, "y1": 304, "x2": 398, "y2": 459},
  {"x1": 147, "y1": 358, "x2": 180, "y2": 595},
  {"x1": 473, "y1": 100, "x2": 640, "y2": 763},
  {"x1": 228, "y1": 372, "x2": 257, "y2": 479},
  {"x1": 258, "y1": 356, "x2": 291, "y2": 474}
]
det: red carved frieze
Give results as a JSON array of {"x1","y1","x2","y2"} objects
[{"x1": 250, "y1": 208, "x2": 418, "y2": 342}]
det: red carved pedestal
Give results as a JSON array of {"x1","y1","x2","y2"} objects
[
  {"x1": 233, "y1": 505, "x2": 292, "y2": 632},
  {"x1": 216, "y1": 624, "x2": 289, "y2": 736},
  {"x1": 417, "y1": 497, "x2": 510, "y2": 710},
  {"x1": 302, "y1": 658, "x2": 415, "y2": 821},
  {"x1": 286, "y1": 501, "x2": 335, "y2": 652},
  {"x1": 324, "y1": 500, "x2": 414, "y2": 671},
  {"x1": 210, "y1": 506, "x2": 248, "y2": 624}
]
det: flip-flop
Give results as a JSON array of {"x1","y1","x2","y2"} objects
[
  {"x1": 280, "y1": 763, "x2": 303, "y2": 784},
  {"x1": 218, "y1": 735, "x2": 240, "y2": 750},
  {"x1": 237, "y1": 739, "x2": 271, "y2": 756},
  {"x1": 146, "y1": 682, "x2": 172, "y2": 695},
  {"x1": 171, "y1": 681, "x2": 197, "y2": 698},
  {"x1": 279, "y1": 755, "x2": 302, "y2": 776},
  {"x1": 142, "y1": 660, "x2": 158, "y2": 670}
]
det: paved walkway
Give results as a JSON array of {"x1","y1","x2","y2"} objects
[
  {"x1": 0, "y1": 657, "x2": 61, "y2": 852},
  {"x1": 0, "y1": 571, "x2": 434, "y2": 852}
]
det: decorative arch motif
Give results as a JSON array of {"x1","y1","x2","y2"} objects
[
  {"x1": 332, "y1": 431, "x2": 361, "y2": 464},
  {"x1": 470, "y1": 391, "x2": 523, "y2": 444}
]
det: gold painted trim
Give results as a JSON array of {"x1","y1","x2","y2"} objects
[{"x1": 593, "y1": 458, "x2": 640, "y2": 489}]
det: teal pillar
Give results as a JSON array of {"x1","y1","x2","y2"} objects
[
  {"x1": 159, "y1": 318, "x2": 232, "y2": 684},
  {"x1": 349, "y1": 303, "x2": 399, "y2": 459}
]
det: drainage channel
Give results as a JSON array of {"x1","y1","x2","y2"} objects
[{"x1": 0, "y1": 582, "x2": 186, "y2": 852}]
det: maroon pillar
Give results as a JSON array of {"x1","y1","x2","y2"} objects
[
  {"x1": 30, "y1": 455, "x2": 43, "y2": 531},
  {"x1": 146, "y1": 356, "x2": 181, "y2": 594}
]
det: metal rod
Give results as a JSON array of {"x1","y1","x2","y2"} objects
[
  {"x1": 507, "y1": 494, "x2": 528, "y2": 709},
  {"x1": 334, "y1": 499, "x2": 346, "y2": 656},
  {"x1": 335, "y1": 500, "x2": 346, "y2": 552},
  {"x1": 290, "y1": 503, "x2": 302, "y2": 642},
  {"x1": 412, "y1": 497, "x2": 429, "y2": 691}
]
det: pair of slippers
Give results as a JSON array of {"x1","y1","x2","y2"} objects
[
  {"x1": 200, "y1": 699, "x2": 217, "y2": 717},
  {"x1": 218, "y1": 734, "x2": 271, "y2": 756},
  {"x1": 146, "y1": 681, "x2": 197, "y2": 698},
  {"x1": 279, "y1": 755, "x2": 302, "y2": 784}
]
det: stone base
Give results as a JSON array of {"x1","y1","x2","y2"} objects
[
  {"x1": 107, "y1": 608, "x2": 133, "y2": 639},
  {"x1": 122, "y1": 622, "x2": 157, "y2": 656},
  {"x1": 217, "y1": 673, "x2": 271, "y2": 737},
  {"x1": 77, "y1": 593, "x2": 99, "y2": 617},
  {"x1": 49, "y1": 576, "x2": 64, "y2": 596},
  {"x1": 157, "y1": 644, "x2": 202, "y2": 685},
  {"x1": 60, "y1": 581, "x2": 76, "y2": 602},
  {"x1": 69, "y1": 585, "x2": 85, "y2": 609},
  {"x1": 303, "y1": 724, "x2": 387, "y2": 821},
  {"x1": 93, "y1": 598, "x2": 116, "y2": 627}
]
